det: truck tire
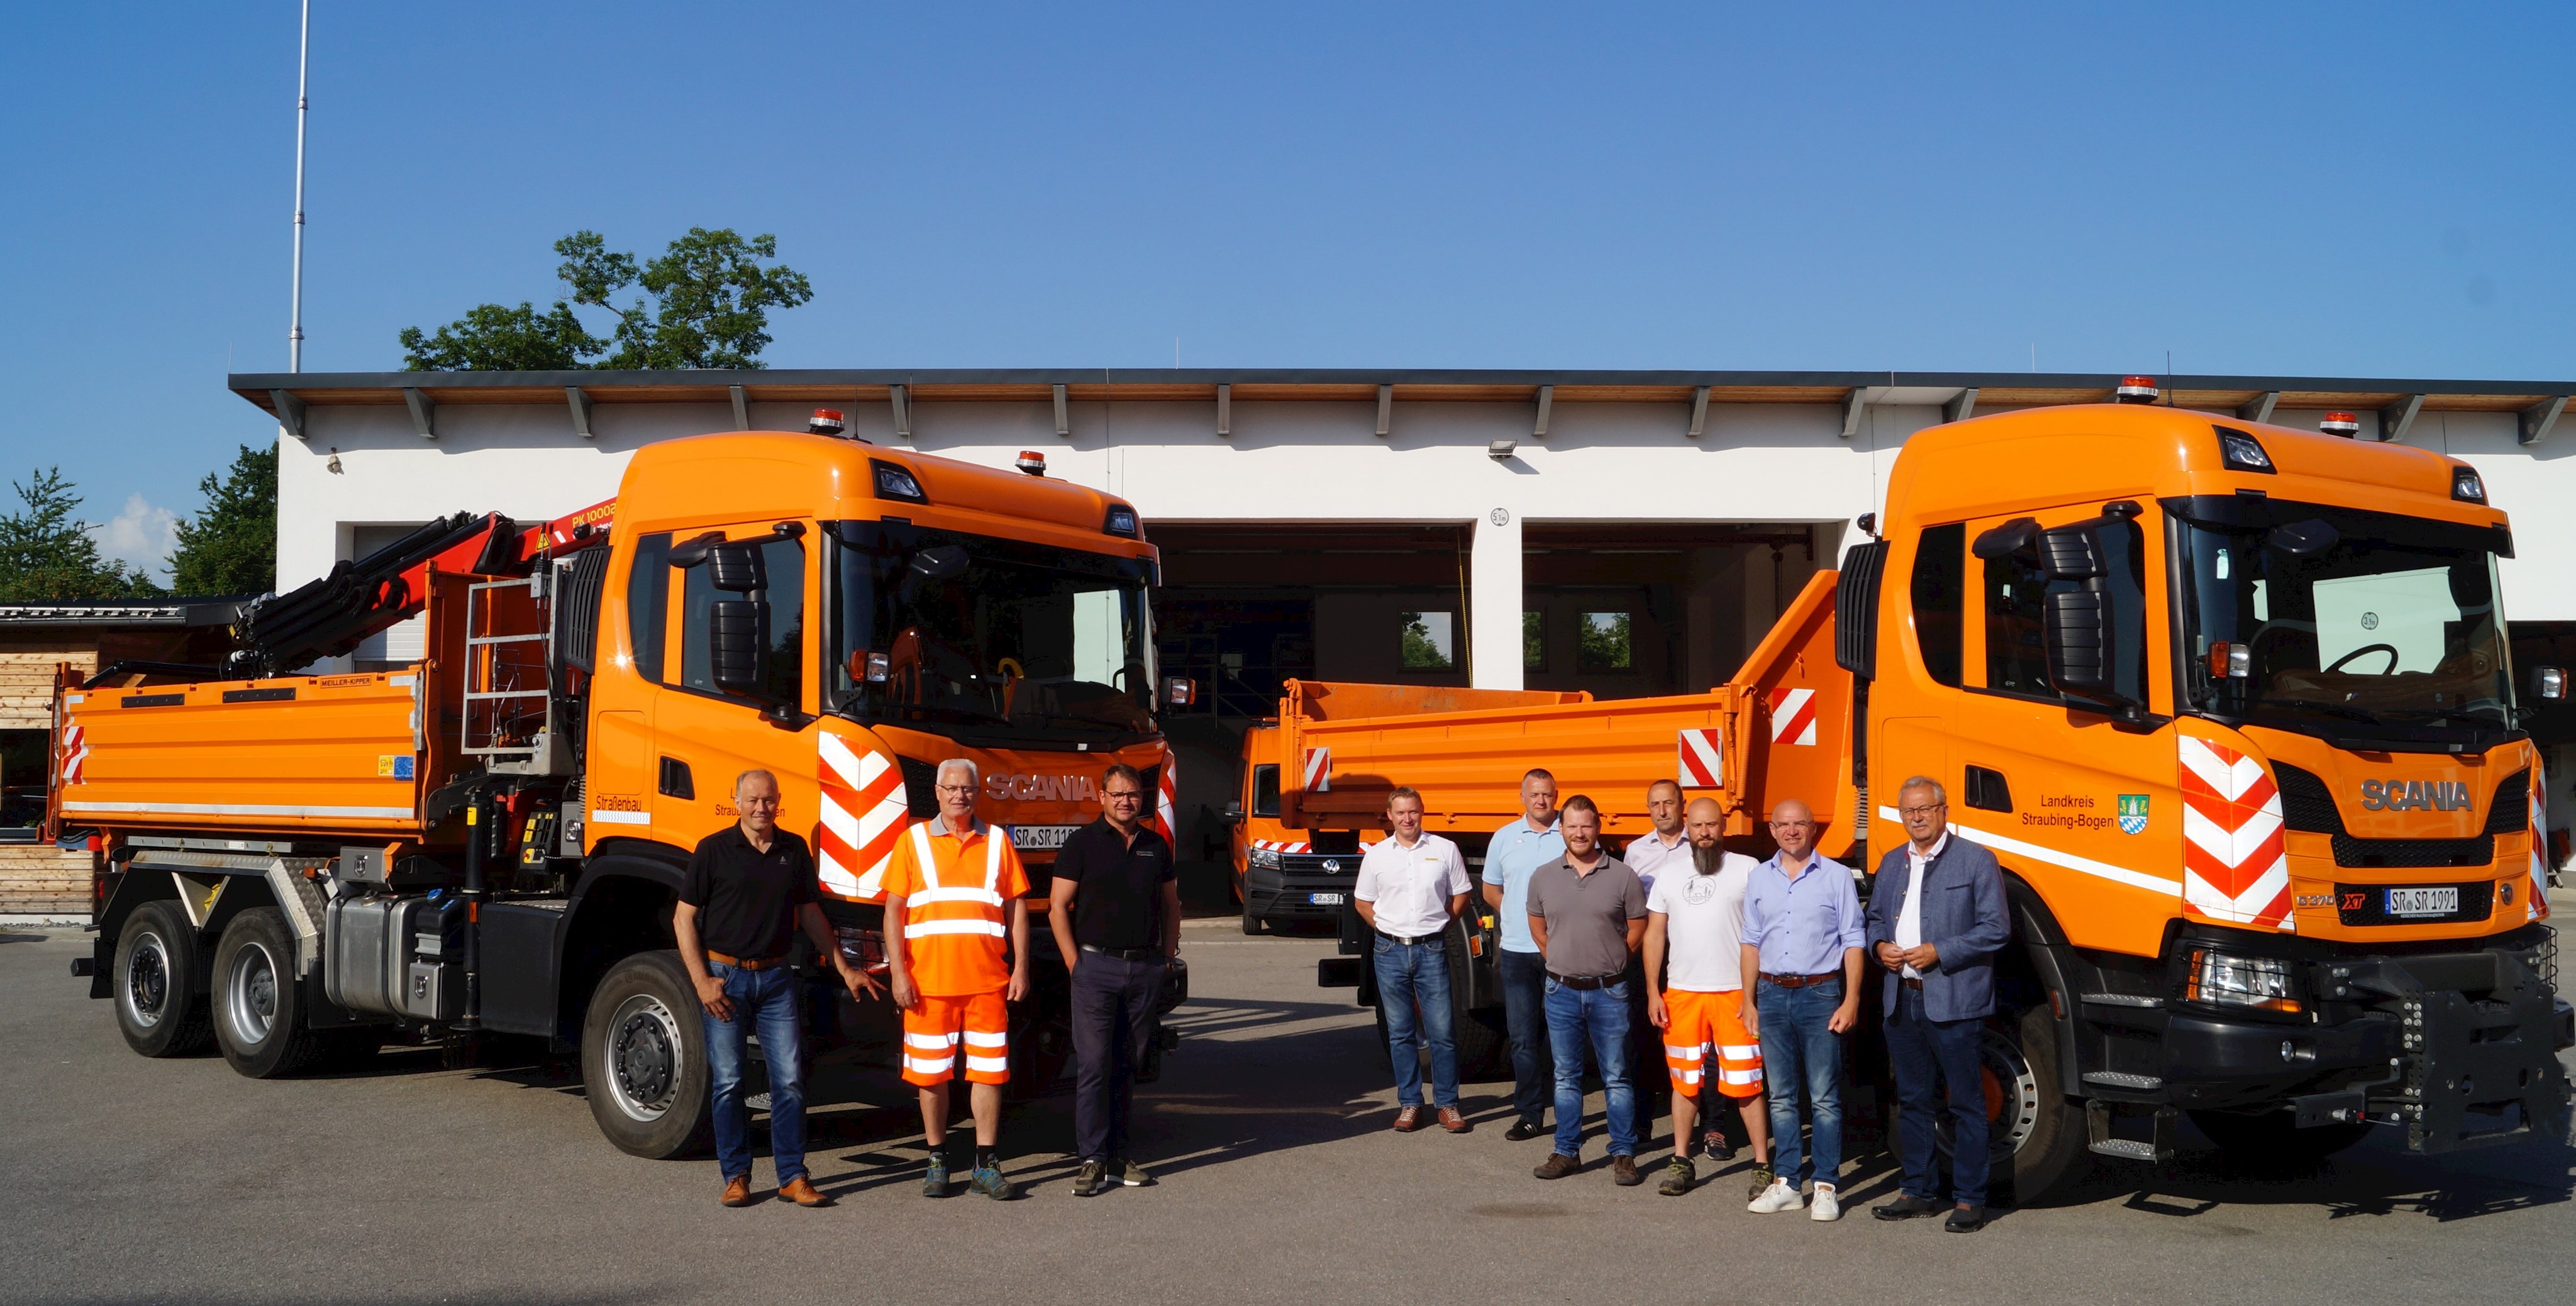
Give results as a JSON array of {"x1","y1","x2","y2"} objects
[
  {"x1": 1929, "y1": 1002, "x2": 2085, "y2": 1206},
  {"x1": 114, "y1": 900, "x2": 212, "y2": 1057},
  {"x1": 211, "y1": 907, "x2": 330, "y2": 1078},
  {"x1": 2187, "y1": 1110, "x2": 2371, "y2": 1166},
  {"x1": 1240, "y1": 894, "x2": 1265, "y2": 935},
  {"x1": 1441, "y1": 926, "x2": 1508, "y2": 1081},
  {"x1": 582, "y1": 951, "x2": 715, "y2": 1159}
]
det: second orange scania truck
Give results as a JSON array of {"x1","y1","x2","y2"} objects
[
  {"x1": 52, "y1": 416, "x2": 1188, "y2": 1158},
  {"x1": 1291, "y1": 389, "x2": 2572, "y2": 1200}
]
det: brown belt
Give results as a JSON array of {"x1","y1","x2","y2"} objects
[
  {"x1": 1899, "y1": 977, "x2": 1925, "y2": 990},
  {"x1": 708, "y1": 949, "x2": 790, "y2": 971},
  {"x1": 1760, "y1": 971, "x2": 1840, "y2": 988}
]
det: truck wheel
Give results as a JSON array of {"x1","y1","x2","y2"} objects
[
  {"x1": 1240, "y1": 894, "x2": 1265, "y2": 935},
  {"x1": 2187, "y1": 1110, "x2": 2371, "y2": 1166},
  {"x1": 582, "y1": 951, "x2": 714, "y2": 1159},
  {"x1": 211, "y1": 907, "x2": 329, "y2": 1078},
  {"x1": 114, "y1": 900, "x2": 212, "y2": 1057},
  {"x1": 1440, "y1": 926, "x2": 1509, "y2": 1080},
  {"x1": 1931, "y1": 1002, "x2": 2085, "y2": 1205}
]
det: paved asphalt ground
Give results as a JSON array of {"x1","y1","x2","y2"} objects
[{"x1": 5, "y1": 905, "x2": 2575, "y2": 1306}]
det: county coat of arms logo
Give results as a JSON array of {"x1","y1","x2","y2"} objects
[{"x1": 2117, "y1": 794, "x2": 2150, "y2": 835}]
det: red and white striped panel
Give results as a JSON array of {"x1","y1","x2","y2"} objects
[
  {"x1": 1248, "y1": 838, "x2": 1313, "y2": 854},
  {"x1": 59, "y1": 722, "x2": 87, "y2": 786},
  {"x1": 1768, "y1": 687, "x2": 1818, "y2": 746},
  {"x1": 1302, "y1": 746, "x2": 1332, "y2": 792},
  {"x1": 1155, "y1": 751, "x2": 1179, "y2": 844},
  {"x1": 2178, "y1": 735, "x2": 2292, "y2": 931},
  {"x1": 2529, "y1": 757, "x2": 2551, "y2": 923},
  {"x1": 1677, "y1": 728, "x2": 1723, "y2": 788},
  {"x1": 816, "y1": 731, "x2": 910, "y2": 902}
]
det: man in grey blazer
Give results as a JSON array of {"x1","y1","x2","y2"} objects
[{"x1": 1864, "y1": 776, "x2": 2011, "y2": 1232}]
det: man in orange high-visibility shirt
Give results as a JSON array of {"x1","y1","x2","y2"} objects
[{"x1": 884, "y1": 757, "x2": 1031, "y2": 1200}]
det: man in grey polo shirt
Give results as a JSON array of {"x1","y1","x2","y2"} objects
[{"x1": 1525, "y1": 795, "x2": 1649, "y2": 1185}]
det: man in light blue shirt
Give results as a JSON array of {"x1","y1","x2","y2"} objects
[
  {"x1": 1480, "y1": 768, "x2": 1565, "y2": 1139},
  {"x1": 1736, "y1": 797, "x2": 1865, "y2": 1222}
]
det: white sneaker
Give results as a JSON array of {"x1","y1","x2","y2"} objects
[
  {"x1": 1747, "y1": 1180, "x2": 1805, "y2": 1213},
  {"x1": 1810, "y1": 1183, "x2": 1841, "y2": 1222}
]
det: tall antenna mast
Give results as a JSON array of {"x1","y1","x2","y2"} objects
[{"x1": 288, "y1": 0, "x2": 311, "y2": 372}]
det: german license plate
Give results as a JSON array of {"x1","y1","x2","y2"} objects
[
  {"x1": 1009, "y1": 824, "x2": 1081, "y2": 851},
  {"x1": 1309, "y1": 892, "x2": 1346, "y2": 906},
  {"x1": 2384, "y1": 886, "x2": 2460, "y2": 917}
]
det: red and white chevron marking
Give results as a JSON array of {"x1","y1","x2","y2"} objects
[
  {"x1": 1155, "y1": 752, "x2": 1179, "y2": 844},
  {"x1": 1768, "y1": 688, "x2": 1818, "y2": 746},
  {"x1": 2529, "y1": 758, "x2": 2551, "y2": 923},
  {"x1": 1248, "y1": 838, "x2": 1313, "y2": 853},
  {"x1": 2177, "y1": 736, "x2": 2292, "y2": 931},
  {"x1": 1302, "y1": 746, "x2": 1331, "y2": 792},
  {"x1": 59, "y1": 722, "x2": 87, "y2": 785},
  {"x1": 1677, "y1": 728, "x2": 1723, "y2": 788},
  {"x1": 816, "y1": 731, "x2": 909, "y2": 902}
]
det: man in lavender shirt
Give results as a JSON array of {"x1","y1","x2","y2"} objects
[{"x1": 1737, "y1": 797, "x2": 1865, "y2": 1222}]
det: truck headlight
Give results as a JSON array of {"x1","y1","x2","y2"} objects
[
  {"x1": 1248, "y1": 847, "x2": 1280, "y2": 870},
  {"x1": 2186, "y1": 948, "x2": 2303, "y2": 1014}
]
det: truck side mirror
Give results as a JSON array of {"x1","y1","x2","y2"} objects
[
  {"x1": 1221, "y1": 800, "x2": 1245, "y2": 824},
  {"x1": 709, "y1": 599, "x2": 770, "y2": 696},
  {"x1": 1162, "y1": 676, "x2": 1197, "y2": 708},
  {"x1": 2537, "y1": 666, "x2": 2567, "y2": 701},
  {"x1": 708, "y1": 541, "x2": 767, "y2": 593}
]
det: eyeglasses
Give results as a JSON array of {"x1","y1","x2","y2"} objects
[
  {"x1": 1899, "y1": 804, "x2": 1946, "y2": 818},
  {"x1": 936, "y1": 783, "x2": 975, "y2": 795},
  {"x1": 1104, "y1": 789, "x2": 1144, "y2": 801}
]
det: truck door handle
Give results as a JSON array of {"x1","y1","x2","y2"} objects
[
  {"x1": 1964, "y1": 765, "x2": 2012, "y2": 814},
  {"x1": 658, "y1": 756, "x2": 696, "y2": 800}
]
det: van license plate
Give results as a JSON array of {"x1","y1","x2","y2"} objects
[
  {"x1": 1309, "y1": 893, "x2": 1346, "y2": 906},
  {"x1": 1010, "y1": 825, "x2": 1081, "y2": 851},
  {"x1": 2384, "y1": 887, "x2": 2459, "y2": 917}
]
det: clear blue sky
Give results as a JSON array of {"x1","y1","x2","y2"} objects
[{"x1": 4, "y1": 2, "x2": 2571, "y2": 578}]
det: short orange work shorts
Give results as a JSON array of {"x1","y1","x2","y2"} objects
[
  {"x1": 1662, "y1": 987, "x2": 1762, "y2": 1098},
  {"x1": 901, "y1": 989, "x2": 1010, "y2": 1087}
]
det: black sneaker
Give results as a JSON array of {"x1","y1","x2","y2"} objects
[
  {"x1": 1703, "y1": 1131, "x2": 1736, "y2": 1163},
  {"x1": 1533, "y1": 1152, "x2": 1580, "y2": 1180},
  {"x1": 1945, "y1": 1204, "x2": 1988, "y2": 1233},
  {"x1": 1874, "y1": 1194, "x2": 1943, "y2": 1221},
  {"x1": 1070, "y1": 1160, "x2": 1110, "y2": 1197},
  {"x1": 1504, "y1": 1120, "x2": 1548, "y2": 1142},
  {"x1": 1116, "y1": 1158, "x2": 1155, "y2": 1188}
]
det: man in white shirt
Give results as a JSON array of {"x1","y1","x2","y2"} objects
[
  {"x1": 1644, "y1": 797, "x2": 1772, "y2": 1197},
  {"x1": 1355, "y1": 785, "x2": 1474, "y2": 1133},
  {"x1": 1621, "y1": 780, "x2": 1690, "y2": 897}
]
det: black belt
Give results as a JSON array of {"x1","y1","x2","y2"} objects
[
  {"x1": 1080, "y1": 944, "x2": 1165, "y2": 962},
  {"x1": 1377, "y1": 929, "x2": 1441, "y2": 946},
  {"x1": 1548, "y1": 971, "x2": 1621, "y2": 990}
]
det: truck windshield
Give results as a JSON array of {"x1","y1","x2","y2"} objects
[
  {"x1": 830, "y1": 520, "x2": 1157, "y2": 743},
  {"x1": 2173, "y1": 498, "x2": 2516, "y2": 741}
]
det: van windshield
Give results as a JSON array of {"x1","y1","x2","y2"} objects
[
  {"x1": 2172, "y1": 498, "x2": 2516, "y2": 741},
  {"x1": 830, "y1": 521, "x2": 1157, "y2": 744}
]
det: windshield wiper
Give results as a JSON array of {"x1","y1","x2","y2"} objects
[
  {"x1": 2257, "y1": 697, "x2": 2382, "y2": 725},
  {"x1": 2377, "y1": 707, "x2": 2504, "y2": 731}
]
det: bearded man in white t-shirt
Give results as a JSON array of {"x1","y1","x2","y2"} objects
[{"x1": 1642, "y1": 796, "x2": 1774, "y2": 1198}]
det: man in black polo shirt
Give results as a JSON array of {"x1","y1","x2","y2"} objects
[
  {"x1": 1048, "y1": 762, "x2": 1180, "y2": 1197},
  {"x1": 675, "y1": 768, "x2": 881, "y2": 1209}
]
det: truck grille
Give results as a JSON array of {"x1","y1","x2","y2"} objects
[
  {"x1": 1277, "y1": 853, "x2": 1358, "y2": 876},
  {"x1": 2274, "y1": 764, "x2": 2528, "y2": 842},
  {"x1": 2482, "y1": 768, "x2": 2531, "y2": 836},
  {"x1": 2331, "y1": 834, "x2": 2493, "y2": 869},
  {"x1": 2272, "y1": 763, "x2": 2341, "y2": 834}
]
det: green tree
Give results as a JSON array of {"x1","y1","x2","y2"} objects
[
  {"x1": 401, "y1": 228, "x2": 813, "y2": 371},
  {"x1": 1399, "y1": 611, "x2": 1455, "y2": 671},
  {"x1": 1578, "y1": 611, "x2": 1633, "y2": 670},
  {"x1": 169, "y1": 443, "x2": 278, "y2": 596},
  {"x1": 0, "y1": 468, "x2": 162, "y2": 601}
]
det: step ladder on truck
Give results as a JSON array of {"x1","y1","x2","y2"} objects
[{"x1": 1304, "y1": 385, "x2": 2573, "y2": 1201}]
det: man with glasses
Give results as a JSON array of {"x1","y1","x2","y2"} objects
[
  {"x1": 1052, "y1": 764, "x2": 1182, "y2": 1197},
  {"x1": 1355, "y1": 785, "x2": 1475, "y2": 1134},
  {"x1": 1738, "y1": 798, "x2": 1864, "y2": 1221},
  {"x1": 884, "y1": 758, "x2": 1031, "y2": 1200},
  {"x1": 1482, "y1": 769, "x2": 1566, "y2": 1141},
  {"x1": 1865, "y1": 777, "x2": 2009, "y2": 1234}
]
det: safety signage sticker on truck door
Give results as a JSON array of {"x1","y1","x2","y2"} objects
[
  {"x1": 1677, "y1": 728, "x2": 1723, "y2": 788},
  {"x1": 1768, "y1": 688, "x2": 1817, "y2": 746}
]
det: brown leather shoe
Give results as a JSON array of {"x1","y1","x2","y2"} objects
[
  {"x1": 1392, "y1": 1105, "x2": 1424, "y2": 1132},
  {"x1": 1438, "y1": 1107, "x2": 1471, "y2": 1134},
  {"x1": 719, "y1": 1175, "x2": 753, "y2": 1207},
  {"x1": 779, "y1": 1176, "x2": 831, "y2": 1208}
]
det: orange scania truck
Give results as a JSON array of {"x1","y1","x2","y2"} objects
[
  {"x1": 49, "y1": 418, "x2": 1189, "y2": 1158},
  {"x1": 1297, "y1": 391, "x2": 2572, "y2": 1199}
]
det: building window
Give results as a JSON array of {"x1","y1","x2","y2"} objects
[
  {"x1": 679, "y1": 536, "x2": 806, "y2": 704},
  {"x1": 1578, "y1": 612, "x2": 1633, "y2": 670},
  {"x1": 1399, "y1": 611, "x2": 1457, "y2": 671},
  {"x1": 0, "y1": 728, "x2": 45, "y2": 841},
  {"x1": 1911, "y1": 523, "x2": 1965, "y2": 687},
  {"x1": 627, "y1": 532, "x2": 672, "y2": 683},
  {"x1": 1524, "y1": 610, "x2": 1545, "y2": 670}
]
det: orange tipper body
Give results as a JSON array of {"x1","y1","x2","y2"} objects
[
  {"x1": 1289, "y1": 401, "x2": 2569, "y2": 1196},
  {"x1": 55, "y1": 427, "x2": 1187, "y2": 1158}
]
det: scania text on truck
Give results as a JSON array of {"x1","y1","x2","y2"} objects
[{"x1": 52, "y1": 418, "x2": 1189, "y2": 1158}]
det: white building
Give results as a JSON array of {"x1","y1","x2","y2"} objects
[{"x1": 235, "y1": 368, "x2": 2576, "y2": 844}]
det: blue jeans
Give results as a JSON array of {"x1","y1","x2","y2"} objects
[
  {"x1": 702, "y1": 962, "x2": 808, "y2": 1185},
  {"x1": 1499, "y1": 949, "x2": 1553, "y2": 1126},
  {"x1": 1374, "y1": 936, "x2": 1459, "y2": 1109},
  {"x1": 1887, "y1": 984, "x2": 1990, "y2": 1206},
  {"x1": 1756, "y1": 976, "x2": 1845, "y2": 1189},
  {"x1": 1543, "y1": 976, "x2": 1638, "y2": 1157}
]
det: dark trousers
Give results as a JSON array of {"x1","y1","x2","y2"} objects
[
  {"x1": 1498, "y1": 948, "x2": 1553, "y2": 1126},
  {"x1": 1071, "y1": 950, "x2": 1165, "y2": 1163},
  {"x1": 1886, "y1": 983, "x2": 1990, "y2": 1206}
]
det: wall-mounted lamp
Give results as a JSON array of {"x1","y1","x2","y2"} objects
[
  {"x1": 326, "y1": 448, "x2": 343, "y2": 475},
  {"x1": 1487, "y1": 439, "x2": 1516, "y2": 460}
]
